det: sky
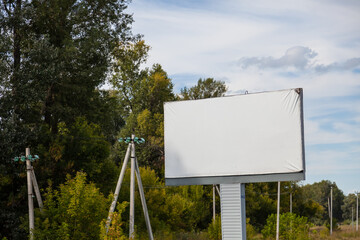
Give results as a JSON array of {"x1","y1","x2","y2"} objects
[{"x1": 126, "y1": 0, "x2": 360, "y2": 194}]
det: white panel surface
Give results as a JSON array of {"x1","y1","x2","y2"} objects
[{"x1": 164, "y1": 88, "x2": 305, "y2": 184}]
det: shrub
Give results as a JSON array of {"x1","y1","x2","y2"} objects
[
  {"x1": 262, "y1": 212, "x2": 311, "y2": 240},
  {"x1": 32, "y1": 172, "x2": 113, "y2": 240},
  {"x1": 207, "y1": 215, "x2": 221, "y2": 240}
]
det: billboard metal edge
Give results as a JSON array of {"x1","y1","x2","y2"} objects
[{"x1": 165, "y1": 171, "x2": 305, "y2": 186}]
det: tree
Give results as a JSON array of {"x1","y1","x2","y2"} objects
[
  {"x1": 1, "y1": 0, "x2": 135, "y2": 133},
  {"x1": 341, "y1": 193, "x2": 357, "y2": 221},
  {"x1": 34, "y1": 118, "x2": 118, "y2": 192},
  {"x1": 302, "y1": 180, "x2": 345, "y2": 223},
  {"x1": 180, "y1": 78, "x2": 227, "y2": 100},
  {"x1": 0, "y1": 1, "x2": 135, "y2": 238},
  {"x1": 245, "y1": 182, "x2": 277, "y2": 229},
  {"x1": 111, "y1": 41, "x2": 175, "y2": 171}
]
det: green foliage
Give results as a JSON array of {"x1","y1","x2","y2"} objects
[
  {"x1": 324, "y1": 218, "x2": 340, "y2": 231},
  {"x1": 246, "y1": 183, "x2": 277, "y2": 229},
  {"x1": 207, "y1": 215, "x2": 222, "y2": 240},
  {"x1": 341, "y1": 193, "x2": 357, "y2": 221},
  {"x1": 108, "y1": 166, "x2": 213, "y2": 236},
  {"x1": 262, "y1": 213, "x2": 311, "y2": 240},
  {"x1": 32, "y1": 172, "x2": 110, "y2": 240},
  {"x1": 0, "y1": 0, "x2": 134, "y2": 238},
  {"x1": 302, "y1": 180, "x2": 344, "y2": 223},
  {"x1": 100, "y1": 202, "x2": 128, "y2": 240},
  {"x1": 34, "y1": 118, "x2": 117, "y2": 193},
  {"x1": 111, "y1": 40, "x2": 175, "y2": 171},
  {"x1": 180, "y1": 78, "x2": 227, "y2": 100},
  {"x1": 246, "y1": 218, "x2": 257, "y2": 240}
]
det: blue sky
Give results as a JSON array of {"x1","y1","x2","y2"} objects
[{"x1": 126, "y1": 0, "x2": 360, "y2": 194}]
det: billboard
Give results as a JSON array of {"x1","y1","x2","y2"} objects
[{"x1": 164, "y1": 88, "x2": 305, "y2": 185}]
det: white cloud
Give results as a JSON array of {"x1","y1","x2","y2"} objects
[
  {"x1": 238, "y1": 46, "x2": 360, "y2": 72},
  {"x1": 238, "y1": 46, "x2": 318, "y2": 70},
  {"x1": 315, "y1": 58, "x2": 360, "y2": 73},
  {"x1": 127, "y1": 0, "x2": 360, "y2": 193}
]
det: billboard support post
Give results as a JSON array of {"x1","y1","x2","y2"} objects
[
  {"x1": 220, "y1": 183, "x2": 246, "y2": 240},
  {"x1": 276, "y1": 181, "x2": 281, "y2": 240},
  {"x1": 213, "y1": 185, "x2": 216, "y2": 221}
]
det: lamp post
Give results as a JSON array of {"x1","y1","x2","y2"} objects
[
  {"x1": 13, "y1": 149, "x2": 40, "y2": 240},
  {"x1": 106, "y1": 136, "x2": 153, "y2": 240}
]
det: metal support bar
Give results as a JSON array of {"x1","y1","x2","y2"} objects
[
  {"x1": 134, "y1": 158, "x2": 154, "y2": 240},
  {"x1": 216, "y1": 185, "x2": 220, "y2": 196},
  {"x1": 213, "y1": 185, "x2": 216, "y2": 221},
  {"x1": 30, "y1": 167, "x2": 43, "y2": 212},
  {"x1": 106, "y1": 143, "x2": 131, "y2": 233},
  {"x1": 276, "y1": 181, "x2": 280, "y2": 240},
  {"x1": 290, "y1": 192, "x2": 292, "y2": 214}
]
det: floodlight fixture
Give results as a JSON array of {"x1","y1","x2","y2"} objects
[
  {"x1": 118, "y1": 137, "x2": 145, "y2": 144},
  {"x1": 13, "y1": 154, "x2": 40, "y2": 162}
]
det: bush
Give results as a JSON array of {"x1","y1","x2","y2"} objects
[
  {"x1": 100, "y1": 202, "x2": 128, "y2": 240},
  {"x1": 207, "y1": 215, "x2": 221, "y2": 240},
  {"x1": 31, "y1": 172, "x2": 112, "y2": 240},
  {"x1": 246, "y1": 218, "x2": 257, "y2": 240},
  {"x1": 325, "y1": 218, "x2": 340, "y2": 231},
  {"x1": 262, "y1": 213, "x2": 311, "y2": 240}
]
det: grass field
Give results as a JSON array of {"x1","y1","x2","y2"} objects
[
  {"x1": 162, "y1": 225, "x2": 360, "y2": 240},
  {"x1": 308, "y1": 225, "x2": 360, "y2": 240}
]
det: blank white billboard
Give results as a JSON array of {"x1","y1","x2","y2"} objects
[{"x1": 164, "y1": 88, "x2": 305, "y2": 185}]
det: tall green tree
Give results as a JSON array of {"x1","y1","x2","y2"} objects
[
  {"x1": 111, "y1": 41, "x2": 175, "y2": 171},
  {"x1": 1, "y1": 0, "x2": 135, "y2": 133},
  {"x1": 0, "y1": 1, "x2": 135, "y2": 238},
  {"x1": 341, "y1": 193, "x2": 357, "y2": 221},
  {"x1": 302, "y1": 180, "x2": 345, "y2": 223}
]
